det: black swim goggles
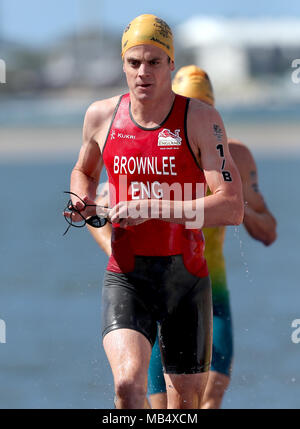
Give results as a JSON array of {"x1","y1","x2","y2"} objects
[{"x1": 63, "y1": 191, "x2": 108, "y2": 236}]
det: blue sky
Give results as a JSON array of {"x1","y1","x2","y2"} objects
[{"x1": 1, "y1": 0, "x2": 300, "y2": 47}]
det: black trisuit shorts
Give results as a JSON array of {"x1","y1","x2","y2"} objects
[{"x1": 101, "y1": 255, "x2": 212, "y2": 374}]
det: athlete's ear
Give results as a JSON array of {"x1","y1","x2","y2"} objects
[{"x1": 170, "y1": 60, "x2": 175, "y2": 72}]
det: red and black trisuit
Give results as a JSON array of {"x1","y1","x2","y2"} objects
[{"x1": 101, "y1": 93, "x2": 212, "y2": 373}]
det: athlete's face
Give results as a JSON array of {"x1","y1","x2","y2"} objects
[{"x1": 123, "y1": 45, "x2": 175, "y2": 101}]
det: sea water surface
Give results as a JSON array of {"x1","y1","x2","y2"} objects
[{"x1": 0, "y1": 155, "x2": 299, "y2": 409}]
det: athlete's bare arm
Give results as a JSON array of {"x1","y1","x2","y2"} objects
[
  {"x1": 229, "y1": 140, "x2": 277, "y2": 246},
  {"x1": 186, "y1": 99, "x2": 244, "y2": 228},
  {"x1": 64, "y1": 97, "x2": 119, "y2": 222}
]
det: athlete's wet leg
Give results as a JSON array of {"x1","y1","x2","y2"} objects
[
  {"x1": 103, "y1": 328, "x2": 152, "y2": 409},
  {"x1": 164, "y1": 372, "x2": 209, "y2": 409},
  {"x1": 201, "y1": 371, "x2": 230, "y2": 409},
  {"x1": 149, "y1": 393, "x2": 167, "y2": 409}
]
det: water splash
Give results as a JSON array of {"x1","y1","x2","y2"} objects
[{"x1": 232, "y1": 226, "x2": 253, "y2": 284}]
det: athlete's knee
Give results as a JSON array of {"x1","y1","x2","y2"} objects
[
  {"x1": 167, "y1": 384, "x2": 200, "y2": 408},
  {"x1": 201, "y1": 389, "x2": 225, "y2": 409},
  {"x1": 168, "y1": 389, "x2": 200, "y2": 409},
  {"x1": 167, "y1": 372, "x2": 209, "y2": 409},
  {"x1": 201, "y1": 394, "x2": 223, "y2": 409},
  {"x1": 201, "y1": 374, "x2": 230, "y2": 409},
  {"x1": 115, "y1": 377, "x2": 147, "y2": 404}
]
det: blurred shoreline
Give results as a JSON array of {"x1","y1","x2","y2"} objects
[{"x1": 0, "y1": 122, "x2": 299, "y2": 163}]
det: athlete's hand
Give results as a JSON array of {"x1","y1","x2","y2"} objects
[
  {"x1": 108, "y1": 200, "x2": 150, "y2": 228},
  {"x1": 63, "y1": 195, "x2": 99, "y2": 223}
]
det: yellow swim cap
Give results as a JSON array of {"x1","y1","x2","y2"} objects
[
  {"x1": 121, "y1": 14, "x2": 174, "y2": 61},
  {"x1": 172, "y1": 65, "x2": 215, "y2": 106}
]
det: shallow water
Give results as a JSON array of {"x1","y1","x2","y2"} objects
[{"x1": 0, "y1": 157, "x2": 299, "y2": 408}]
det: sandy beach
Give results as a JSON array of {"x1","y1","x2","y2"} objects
[
  {"x1": 0, "y1": 123, "x2": 300, "y2": 162},
  {"x1": 0, "y1": 122, "x2": 299, "y2": 163}
]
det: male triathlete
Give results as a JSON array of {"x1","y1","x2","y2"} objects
[{"x1": 64, "y1": 15, "x2": 243, "y2": 409}]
